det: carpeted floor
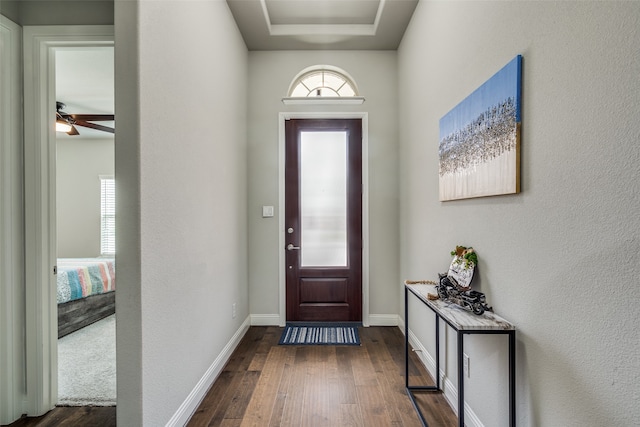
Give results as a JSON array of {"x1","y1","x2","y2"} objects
[{"x1": 58, "y1": 314, "x2": 116, "y2": 406}]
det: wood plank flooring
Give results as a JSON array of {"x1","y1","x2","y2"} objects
[
  {"x1": 4, "y1": 326, "x2": 457, "y2": 427},
  {"x1": 188, "y1": 326, "x2": 457, "y2": 427},
  {"x1": 5, "y1": 407, "x2": 116, "y2": 427}
]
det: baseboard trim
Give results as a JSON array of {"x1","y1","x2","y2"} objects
[
  {"x1": 166, "y1": 316, "x2": 251, "y2": 427},
  {"x1": 249, "y1": 314, "x2": 398, "y2": 327},
  {"x1": 250, "y1": 314, "x2": 281, "y2": 326},
  {"x1": 368, "y1": 314, "x2": 399, "y2": 326},
  {"x1": 401, "y1": 324, "x2": 484, "y2": 427}
]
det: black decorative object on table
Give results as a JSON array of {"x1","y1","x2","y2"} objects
[{"x1": 431, "y1": 246, "x2": 492, "y2": 315}]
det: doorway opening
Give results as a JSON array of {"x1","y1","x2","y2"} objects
[
  {"x1": 22, "y1": 26, "x2": 115, "y2": 415},
  {"x1": 54, "y1": 46, "x2": 116, "y2": 406}
]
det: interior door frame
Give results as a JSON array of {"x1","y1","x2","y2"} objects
[
  {"x1": 278, "y1": 112, "x2": 370, "y2": 327},
  {"x1": 23, "y1": 25, "x2": 114, "y2": 416},
  {"x1": 1, "y1": 15, "x2": 25, "y2": 424}
]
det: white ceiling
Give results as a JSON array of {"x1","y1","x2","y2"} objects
[
  {"x1": 227, "y1": 0, "x2": 419, "y2": 50},
  {"x1": 55, "y1": 47, "x2": 115, "y2": 139}
]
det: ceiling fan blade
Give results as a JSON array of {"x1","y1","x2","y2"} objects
[
  {"x1": 74, "y1": 120, "x2": 115, "y2": 134},
  {"x1": 67, "y1": 125, "x2": 80, "y2": 136},
  {"x1": 68, "y1": 114, "x2": 115, "y2": 122}
]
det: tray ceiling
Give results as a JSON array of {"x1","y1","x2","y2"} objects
[{"x1": 226, "y1": 0, "x2": 419, "y2": 50}]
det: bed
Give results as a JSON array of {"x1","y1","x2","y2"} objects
[{"x1": 57, "y1": 258, "x2": 116, "y2": 338}]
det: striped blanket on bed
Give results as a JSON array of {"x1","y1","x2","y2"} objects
[{"x1": 56, "y1": 258, "x2": 116, "y2": 304}]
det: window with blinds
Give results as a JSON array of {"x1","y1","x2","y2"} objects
[{"x1": 100, "y1": 176, "x2": 115, "y2": 255}]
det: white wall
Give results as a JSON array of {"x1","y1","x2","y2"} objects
[
  {"x1": 115, "y1": 1, "x2": 248, "y2": 425},
  {"x1": 398, "y1": 1, "x2": 640, "y2": 426},
  {"x1": 247, "y1": 51, "x2": 400, "y2": 324},
  {"x1": 56, "y1": 138, "x2": 114, "y2": 258}
]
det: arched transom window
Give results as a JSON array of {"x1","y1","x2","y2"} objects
[{"x1": 288, "y1": 66, "x2": 359, "y2": 98}]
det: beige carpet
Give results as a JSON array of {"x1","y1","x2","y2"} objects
[{"x1": 57, "y1": 314, "x2": 116, "y2": 406}]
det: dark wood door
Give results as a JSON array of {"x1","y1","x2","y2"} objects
[{"x1": 285, "y1": 119, "x2": 362, "y2": 322}]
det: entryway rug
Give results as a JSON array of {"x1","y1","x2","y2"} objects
[{"x1": 279, "y1": 323, "x2": 361, "y2": 346}]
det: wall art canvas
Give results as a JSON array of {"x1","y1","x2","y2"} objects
[{"x1": 439, "y1": 55, "x2": 522, "y2": 201}]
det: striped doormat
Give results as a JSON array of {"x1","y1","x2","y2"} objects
[{"x1": 279, "y1": 323, "x2": 361, "y2": 346}]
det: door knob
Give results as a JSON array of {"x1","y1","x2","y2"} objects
[{"x1": 287, "y1": 244, "x2": 300, "y2": 250}]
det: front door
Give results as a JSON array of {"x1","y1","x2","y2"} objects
[{"x1": 285, "y1": 119, "x2": 362, "y2": 322}]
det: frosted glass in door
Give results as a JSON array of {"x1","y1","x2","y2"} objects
[{"x1": 300, "y1": 131, "x2": 347, "y2": 267}]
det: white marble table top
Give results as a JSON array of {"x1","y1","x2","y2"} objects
[{"x1": 406, "y1": 284, "x2": 515, "y2": 331}]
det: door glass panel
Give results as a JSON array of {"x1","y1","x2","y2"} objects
[{"x1": 300, "y1": 131, "x2": 347, "y2": 267}]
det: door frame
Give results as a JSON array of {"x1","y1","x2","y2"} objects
[
  {"x1": 278, "y1": 112, "x2": 370, "y2": 327},
  {"x1": 1, "y1": 15, "x2": 25, "y2": 424},
  {"x1": 23, "y1": 25, "x2": 114, "y2": 416}
]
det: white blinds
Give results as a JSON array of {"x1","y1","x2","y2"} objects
[{"x1": 100, "y1": 176, "x2": 115, "y2": 255}]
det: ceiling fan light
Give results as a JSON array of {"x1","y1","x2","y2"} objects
[{"x1": 56, "y1": 119, "x2": 73, "y2": 133}]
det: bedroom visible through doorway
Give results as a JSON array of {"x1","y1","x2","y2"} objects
[{"x1": 55, "y1": 46, "x2": 116, "y2": 406}]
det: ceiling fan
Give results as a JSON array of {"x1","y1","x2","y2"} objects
[{"x1": 56, "y1": 101, "x2": 114, "y2": 135}]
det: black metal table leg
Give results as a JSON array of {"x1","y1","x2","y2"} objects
[
  {"x1": 509, "y1": 330, "x2": 516, "y2": 427},
  {"x1": 405, "y1": 287, "x2": 409, "y2": 389},
  {"x1": 435, "y1": 315, "x2": 440, "y2": 390},
  {"x1": 457, "y1": 331, "x2": 464, "y2": 427},
  {"x1": 405, "y1": 288, "x2": 429, "y2": 426}
]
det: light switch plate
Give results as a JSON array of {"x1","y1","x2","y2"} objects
[{"x1": 262, "y1": 205, "x2": 274, "y2": 218}]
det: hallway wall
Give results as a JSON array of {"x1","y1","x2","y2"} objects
[
  {"x1": 247, "y1": 51, "x2": 400, "y2": 324},
  {"x1": 398, "y1": 1, "x2": 640, "y2": 426},
  {"x1": 115, "y1": 1, "x2": 248, "y2": 425}
]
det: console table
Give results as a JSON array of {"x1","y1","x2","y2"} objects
[{"x1": 404, "y1": 283, "x2": 516, "y2": 427}]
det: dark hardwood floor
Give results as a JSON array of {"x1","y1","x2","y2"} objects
[
  {"x1": 5, "y1": 326, "x2": 456, "y2": 427},
  {"x1": 188, "y1": 325, "x2": 456, "y2": 427},
  {"x1": 5, "y1": 407, "x2": 116, "y2": 427}
]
